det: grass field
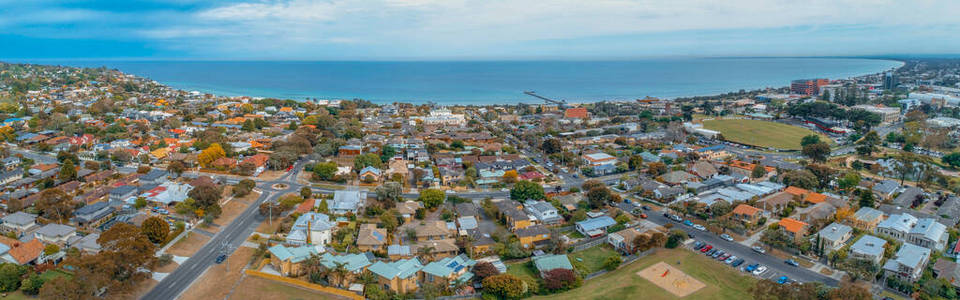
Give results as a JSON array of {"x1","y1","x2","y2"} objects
[
  {"x1": 533, "y1": 248, "x2": 756, "y2": 300},
  {"x1": 506, "y1": 262, "x2": 539, "y2": 282},
  {"x1": 569, "y1": 246, "x2": 619, "y2": 274},
  {"x1": 702, "y1": 119, "x2": 829, "y2": 150}
]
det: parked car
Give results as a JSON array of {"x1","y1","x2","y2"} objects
[
  {"x1": 693, "y1": 242, "x2": 705, "y2": 250},
  {"x1": 752, "y1": 266, "x2": 767, "y2": 276},
  {"x1": 641, "y1": 205, "x2": 650, "y2": 210},
  {"x1": 692, "y1": 224, "x2": 706, "y2": 231},
  {"x1": 663, "y1": 213, "x2": 671, "y2": 218},
  {"x1": 752, "y1": 246, "x2": 766, "y2": 254},
  {"x1": 683, "y1": 220, "x2": 694, "y2": 226},
  {"x1": 720, "y1": 234, "x2": 734, "y2": 242},
  {"x1": 725, "y1": 256, "x2": 737, "y2": 264},
  {"x1": 785, "y1": 259, "x2": 799, "y2": 267},
  {"x1": 744, "y1": 264, "x2": 758, "y2": 272},
  {"x1": 712, "y1": 250, "x2": 724, "y2": 258},
  {"x1": 777, "y1": 276, "x2": 789, "y2": 284},
  {"x1": 732, "y1": 259, "x2": 745, "y2": 267},
  {"x1": 639, "y1": 213, "x2": 648, "y2": 219},
  {"x1": 706, "y1": 249, "x2": 717, "y2": 256},
  {"x1": 700, "y1": 245, "x2": 713, "y2": 253},
  {"x1": 671, "y1": 215, "x2": 683, "y2": 222},
  {"x1": 719, "y1": 253, "x2": 731, "y2": 261}
]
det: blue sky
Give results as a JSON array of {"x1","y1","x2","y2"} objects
[{"x1": 2, "y1": 0, "x2": 959, "y2": 60}]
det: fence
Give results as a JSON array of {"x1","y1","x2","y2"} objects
[
  {"x1": 582, "y1": 248, "x2": 655, "y2": 280},
  {"x1": 244, "y1": 270, "x2": 363, "y2": 300},
  {"x1": 571, "y1": 235, "x2": 607, "y2": 252}
]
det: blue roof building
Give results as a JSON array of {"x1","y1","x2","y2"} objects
[
  {"x1": 576, "y1": 216, "x2": 617, "y2": 237},
  {"x1": 420, "y1": 254, "x2": 475, "y2": 286}
]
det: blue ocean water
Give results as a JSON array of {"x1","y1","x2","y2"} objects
[{"x1": 45, "y1": 58, "x2": 901, "y2": 104}]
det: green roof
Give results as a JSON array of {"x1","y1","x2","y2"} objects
[
  {"x1": 532, "y1": 254, "x2": 573, "y2": 273},
  {"x1": 320, "y1": 253, "x2": 372, "y2": 272},
  {"x1": 367, "y1": 258, "x2": 423, "y2": 279}
]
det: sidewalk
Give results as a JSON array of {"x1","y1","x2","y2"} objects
[{"x1": 739, "y1": 229, "x2": 766, "y2": 247}]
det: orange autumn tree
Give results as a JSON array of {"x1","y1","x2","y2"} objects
[{"x1": 198, "y1": 143, "x2": 226, "y2": 168}]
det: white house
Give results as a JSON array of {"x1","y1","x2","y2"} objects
[
  {"x1": 287, "y1": 212, "x2": 334, "y2": 246},
  {"x1": 883, "y1": 243, "x2": 931, "y2": 282},
  {"x1": 907, "y1": 218, "x2": 948, "y2": 251},
  {"x1": 875, "y1": 213, "x2": 918, "y2": 241}
]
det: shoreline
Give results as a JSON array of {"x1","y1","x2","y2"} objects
[{"x1": 18, "y1": 58, "x2": 905, "y2": 105}]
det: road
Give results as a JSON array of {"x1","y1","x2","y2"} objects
[{"x1": 643, "y1": 210, "x2": 839, "y2": 286}]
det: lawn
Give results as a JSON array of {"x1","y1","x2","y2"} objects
[
  {"x1": 39, "y1": 269, "x2": 72, "y2": 281},
  {"x1": 702, "y1": 119, "x2": 830, "y2": 150},
  {"x1": 568, "y1": 245, "x2": 619, "y2": 274},
  {"x1": 563, "y1": 230, "x2": 585, "y2": 239},
  {"x1": 533, "y1": 248, "x2": 757, "y2": 300},
  {"x1": 232, "y1": 275, "x2": 351, "y2": 300},
  {"x1": 506, "y1": 262, "x2": 539, "y2": 283}
]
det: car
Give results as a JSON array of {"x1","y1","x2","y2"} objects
[
  {"x1": 720, "y1": 234, "x2": 734, "y2": 242},
  {"x1": 700, "y1": 245, "x2": 713, "y2": 253},
  {"x1": 663, "y1": 213, "x2": 671, "y2": 218},
  {"x1": 693, "y1": 242, "x2": 705, "y2": 250},
  {"x1": 752, "y1": 246, "x2": 766, "y2": 254},
  {"x1": 639, "y1": 213, "x2": 647, "y2": 219},
  {"x1": 752, "y1": 266, "x2": 767, "y2": 276},
  {"x1": 705, "y1": 249, "x2": 717, "y2": 256},
  {"x1": 642, "y1": 205, "x2": 650, "y2": 210},
  {"x1": 744, "y1": 264, "x2": 758, "y2": 272},
  {"x1": 683, "y1": 220, "x2": 694, "y2": 226},
  {"x1": 712, "y1": 250, "x2": 724, "y2": 258},
  {"x1": 718, "y1": 253, "x2": 731, "y2": 261},
  {"x1": 692, "y1": 224, "x2": 706, "y2": 231},
  {"x1": 785, "y1": 259, "x2": 799, "y2": 267},
  {"x1": 725, "y1": 256, "x2": 737, "y2": 264},
  {"x1": 732, "y1": 259, "x2": 745, "y2": 267},
  {"x1": 670, "y1": 215, "x2": 683, "y2": 222},
  {"x1": 777, "y1": 276, "x2": 789, "y2": 284},
  {"x1": 215, "y1": 254, "x2": 227, "y2": 264}
]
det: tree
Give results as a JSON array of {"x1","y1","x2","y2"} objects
[
  {"x1": 58, "y1": 159, "x2": 77, "y2": 181},
  {"x1": 141, "y1": 216, "x2": 170, "y2": 244},
  {"x1": 168, "y1": 160, "x2": 186, "y2": 177},
  {"x1": 665, "y1": 230, "x2": 687, "y2": 249},
  {"x1": 233, "y1": 179, "x2": 256, "y2": 197},
  {"x1": 198, "y1": 143, "x2": 226, "y2": 167},
  {"x1": 502, "y1": 170, "x2": 519, "y2": 184},
  {"x1": 380, "y1": 209, "x2": 399, "y2": 233},
  {"x1": 859, "y1": 191, "x2": 875, "y2": 208},
  {"x1": 482, "y1": 274, "x2": 528, "y2": 299},
  {"x1": 801, "y1": 142, "x2": 830, "y2": 162},
  {"x1": 188, "y1": 180, "x2": 223, "y2": 216},
  {"x1": 134, "y1": 197, "x2": 148, "y2": 209},
  {"x1": 647, "y1": 162, "x2": 667, "y2": 176},
  {"x1": 856, "y1": 130, "x2": 880, "y2": 157},
  {"x1": 0, "y1": 263, "x2": 26, "y2": 292},
  {"x1": 380, "y1": 145, "x2": 396, "y2": 163},
  {"x1": 20, "y1": 273, "x2": 43, "y2": 295},
  {"x1": 312, "y1": 161, "x2": 338, "y2": 181},
  {"x1": 943, "y1": 152, "x2": 960, "y2": 169},
  {"x1": 510, "y1": 180, "x2": 545, "y2": 201},
  {"x1": 300, "y1": 186, "x2": 313, "y2": 199},
  {"x1": 543, "y1": 268, "x2": 580, "y2": 291},
  {"x1": 353, "y1": 153, "x2": 383, "y2": 171},
  {"x1": 39, "y1": 277, "x2": 89, "y2": 300},
  {"x1": 751, "y1": 163, "x2": 766, "y2": 178},
  {"x1": 375, "y1": 182, "x2": 402, "y2": 203},
  {"x1": 781, "y1": 170, "x2": 818, "y2": 190},
  {"x1": 800, "y1": 135, "x2": 820, "y2": 147},
  {"x1": 541, "y1": 139, "x2": 562, "y2": 154},
  {"x1": 586, "y1": 187, "x2": 614, "y2": 209},
  {"x1": 826, "y1": 283, "x2": 872, "y2": 300},
  {"x1": 473, "y1": 262, "x2": 499, "y2": 281},
  {"x1": 258, "y1": 202, "x2": 284, "y2": 218},
  {"x1": 837, "y1": 172, "x2": 861, "y2": 192},
  {"x1": 603, "y1": 255, "x2": 622, "y2": 271},
  {"x1": 317, "y1": 198, "x2": 329, "y2": 213},
  {"x1": 628, "y1": 155, "x2": 644, "y2": 170},
  {"x1": 36, "y1": 188, "x2": 72, "y2": 222},
  {"x1": 418, "y1": 189, "x2": 445, "y2": 209}
]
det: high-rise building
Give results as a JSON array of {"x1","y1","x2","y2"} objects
[
  {"x1": 791, "y1": 78, "x2": 830, "y2": 96},
  {"x1": 883, "y1": 72, "x2": 899, "y2": 90}
]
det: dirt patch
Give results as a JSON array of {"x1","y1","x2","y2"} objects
[
  {"x1": 235, "y1": 274, "x2": 352, "y2": 300},
  {"x1": 166, "y1": 232, "x2": 211, "y2": 257},
  {"x1": 208, "y1": 198, "x2": 252, "y2": 233},
  {"x1": 258, "y1": 170, "x2": 287, "y2": 181},
  {"x1": 819, "y1": 268, "x2": 833, "y2": 276},
  {"x1": 180, "y1": 247, "x2": 256, "y2": 300},
  {"x1": 637, "y1": 261, "x2": 706, "y2": 297},
  {"x1": 152, "y1": 261, "x2": 180, "y2": 273},
  {"x1": 116, "y1": 278, "x2": 158, "y2": 300},
  {"x1": 256, "y1": 218, "x2": 283, "y2": 235}
]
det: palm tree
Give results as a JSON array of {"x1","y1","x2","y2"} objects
[
  {"x1": 329, "y1": 262, "x2": 349, "y2": 288},
  {"x1": 418, "y1": 246, "x2": 436, "y2": 262}
]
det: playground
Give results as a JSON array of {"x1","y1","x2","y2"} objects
[{"x1": 637, "y1": 262, "x2": 706, "y2": 297}]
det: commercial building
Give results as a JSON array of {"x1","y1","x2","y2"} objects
[
  {"x1": 791, "y1": 78, "x2": 830, "y2": 95},
  {"x1": 853, "y1": 105, "x2": 900, "y2": 124}
]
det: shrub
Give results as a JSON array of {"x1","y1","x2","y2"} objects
[
  {"x1": 603, "y1": 255, "x2": 622, "y2": 271},
  {"x1": 543, "y1": 268, "x2": 581, "y2": 291}
]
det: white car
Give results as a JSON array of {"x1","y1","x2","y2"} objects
[
  {"x1": 752, "y1": 265, "x2": 767, "y2": 276},
  {"x1": 692, "y1": 224, "x2": 706, "y2": 231},
  {"x1": 725, "y1": 256, "x2": 737, "y2": 264}
]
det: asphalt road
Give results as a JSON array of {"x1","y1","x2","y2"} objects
[{"x1": 643, "y1": 211, "x2": 839, "y2": 286}]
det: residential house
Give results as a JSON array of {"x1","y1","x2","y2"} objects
[
  {"x1": 357, "y1": 224, "x2": 388, "y2": 252},
  {"x1": 893, "y1": 187, "x2": 924, "y2": 208},
  {"x1": 876, "y1": 213, "x2": 918, "y2": 241},
  {"x1": 470, "y1": 233, "x2": 496, "y2": 256},
  {"x1": 883, "y1": 243, "x2": 931, "y2": 282},
  {"x1": 0, "y1": 237, "x2": 43, "y2": 265},
  {"x1": 34, "y1": 224, "x2": 77, "y2": 246},
  {"x1": 731, "y1": 204, "x2": 762, "y2": 225},
  {"x1": 359, "y1": 166, "x2": 382, "y2": 183},
  {"x1": 387, "y1": 244, "x2": 413, "y2": 260},
  {"x1": 758, "y1": 192, "x2": 794, "y2": 214},
  {"x1": 932, "y1": 259, "x2": 960, "y2": 293},
  {"x1": 268, "y1": 244, "x2": 324, "y2": 276},
  {"x1": 396, "y1": 201, "x2": 423, "y2": 222},
  {"x1": 690, "y1": 160, "x2": 718, "y2": 179},
  {"x1": 0, "y1": 169, "x2": 23, "y2": 185},
  {"x1": 576, "y1": 216, "x2": 617, "y2": 238},
  {"x1": 524, "y1": 200, "x2": 561, "y2": 225},
  {"x1": 778, "y1": 218, "x2": 809, "y2": 241},
  {"x1": 319, "y1": 252, "x2": 373, "y2": 286},
  {"x1": 493, "y1": 200, "x2": 532, "y2": 230},
  {"x1": 850, "y1": 235, "x2": 887, "y2": 265},
  {"x1": 109, "y1": 185, "x2": 137, "y2": 202},
  {"x1": 329, "y1": 190, "x2": 367, "y2": 215},
  {"x1": 850, "y1": 207, "x2": 885, "y2": 231},
  {"x1": 872, "y1": 180, "x2": 900, "y2": 200},
  {"x1": 420, "y1": 254, "x2": 475, "y2": 286},
  {"x1": 608, "y1": 227, "x2": 645, "y2": 254},
  {"x1": 412, "y1": 239, "x2": 459, "y2": 260},
  {"x1": 816, "y1": 223, "x2": 853, "y2": 253},
  {"x1": 139, "y1": 169, "x2": 168, "y2": 185},
  {"x1": 907, "y1": 218, "x2": 948, "y2": 251},
  {"x1": 385, "y1": 159, "x2": 408, "y2": 180},
  {"x1": 72, "y1": 201, "x2": 115, "y2": 228},
  {"x1": 660, "y1": 171, "x2": 698, "y2": 185},
  {"x1": 454, "y1": 202, "x2": 479, "y2": 222},
  {"x1": 532, "y1": 254, "x2": 574, "y2": 277},
  {"x1": 516, "y1": 225, "x2": 551, "y2": 249},
  {"x1": 400, "y1": 221, "x2": 452, "y2": 242},
  {"x1": 368, "y1": 258, "x2": 423, "y2": 294},
  {"x1": 0, "y1": 212, "x2": 36, "y2": 234},
  {"x1": 287, "y1": 212, "x2": 335, "y2": 246}
]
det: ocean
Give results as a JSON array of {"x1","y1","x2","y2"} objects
[{"x1": 42, "y1": 58, "x2": 902, "y2": 104}]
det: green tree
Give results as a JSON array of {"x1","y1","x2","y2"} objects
[
  {"x1": 859, "y1": 191, "x2": 875, "y2": 208},
  {"x1": 312, "y1": 161, "x2": 338, "y2": 181},
  {"x1": 317, "y1": 198, "x2": 329, "y2": 213},
  {"x1": 751, "y1": 163, "x2": 766, "y2": 178},
  {"x1": 541, "y1": 139, "x2": 562, "y2": 154},
  {"x1": 380, "y1": 145, "x2": 396, "y2": 163},
  {"x1": 20, "y1": 273, "x2": 43, "y2": 295},
  {"x1": 353, "y1": 153, "x2": 383, "y2": 170},
  {"x1": 800, "y1": 135, "x2": 820, "y2": 147},
  {"x1": 838, "y1": 172, "x2": 861, "y2": 192},
  {"x1": 58, "y1": 159, "x2": 77, "y2": 181},
  {"x1": 134, "y1": 197, "x2": 148, "y2": 209},
  {"x1": 418, "y1": 189, "x2": 445, "y2": 209},
  {"x1": 300, "y1": 186, "x2": 313, "y2": 199},
  {"x1": 0, "y1": 263, "x2": 26, "y2": 292},
  {"x1": 510, "y1": 180, "x2": 545, "y2": 201},
  {"x1": 603, "y1": 255, "x2": 622, "y2": 271},
  {"x1": 943, "y1": 152, "x2": 960, "y2": 168},
  {"x1": 482, "y1": 274, "x2": 528, "y2": 299},
  {"x1": 801, "y1": 142, "x2": 830, "y2": 162}
]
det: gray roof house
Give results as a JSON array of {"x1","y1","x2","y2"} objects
[
  {"x1": 876, "y1": 213, "x2": 918, "y2": 241},
  {"x1": 34, "y1": 223, "x2": 77, "y2": 245},
  {"x1": 0, "y1": 212, "x2": 37, "y2": 233},
  {"x1": 109, "y1": 185, "x2": 137, "y2": 202},
  {"x1": 524, "y1": 200, "x2": 561, "y2": 224},
  {"x1": 907, "y1": 218, "x2": 948, "y2": 251},
  {"x1": 893, "y1": 186, "x2": 924, "y2": 207},
  {"x1": 883, "y1": 243, "x2": 931, "y2": 282},
  {"x1": 66, "y1": 233, "x2": 101, "y2": 253},
  {"x1": 850, "y1": 235, "x2": 887, "y2": 265},
  {"x1": 139, "y1": 169, "x2": 169, "y2": 185},
  {"x1": 72, "y1": 201, "x2": 115, "y2": 227},
  {"x1": 327, "y1": 190, "x2": 367, "y2": 215},
  {"x1": 872, "y1": 180, "x2": 900, "y2": 199},
  {"x1": 816, "y1": 223, "x2": 853, "y2": 253}
]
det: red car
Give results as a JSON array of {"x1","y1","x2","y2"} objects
[{"x1": 700, "y1": 245, "x2": 713, "y2": 253}]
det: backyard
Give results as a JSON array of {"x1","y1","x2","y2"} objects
[
  {"x1": 568, "y1": 245, "x2": 619, "y2": 274},
  {"x1": 533, "y1": 248, "x2": 756, "y2": 300}
]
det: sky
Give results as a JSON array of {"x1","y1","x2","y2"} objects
[{"x1": 2, "y1": 0, "x2": 960, "y2": 60}]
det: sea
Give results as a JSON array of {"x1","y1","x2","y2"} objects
[{"x1": 39, "y1": 58, "x2": 903, "y2": 104}]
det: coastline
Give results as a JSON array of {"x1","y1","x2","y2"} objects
[{"x1": 31, "y1": 58, "x2": 904, "y2": 104}]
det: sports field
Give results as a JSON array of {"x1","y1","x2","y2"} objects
[
  {"x1": 533, "y1": 248, "x2": 756, "y2": 300},
  {"x1": 702, "y1": 119, "x2": 829, "y2": 150}
]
